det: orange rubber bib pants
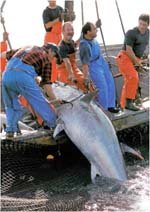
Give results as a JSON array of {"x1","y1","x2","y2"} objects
[
  {"x1": 0, "y1": 41, "x2": 7, "y2": 72},
  {"x1": 116, "y1": 50, "x2": 139, "y2": 108},
  {"x1": 57, "y1": 53, "x2": 88, "y2": 92},
  {"x1": 1, "y1": 41, "x2": 7, "y2": 112},
  {"x1": 44, "y1": 21, "x2": 62, "y2": 83}
]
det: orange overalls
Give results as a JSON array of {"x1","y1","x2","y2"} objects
[
  {"x1": 57, "y1": 52, "x2": 88, "y2": 92},
  {"x1": 44, "y1": 21, "x2": 62, "y2": 82},
  {"x1": 1, "y1": 41, "x2": 7, "y2": 112},
  {"x1": 116, "y1": 50, "x2": 139, "y2": 108},
  {"x1": 0, "y1": 41, "x2": 7, "y2": 73}
]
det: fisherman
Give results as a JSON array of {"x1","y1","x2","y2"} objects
[
  {"x1": 116, "y1": 14, "x2": 149, "y2": 111},
  {"x1": 1, "y1": 43, "x2": 62, "y2": 139},
  {"x1": 43, "y1": 0, "x2": 64, "y2": 82},
  {"x1": 79, "y1": 22, "x2": 119, "y2": 113},
  {"x1": 57, "y1": 22, "x2": 88, "y2": 92},
  {"x1": 0, "y1": 30, "x2": 36, "y2": 125}
]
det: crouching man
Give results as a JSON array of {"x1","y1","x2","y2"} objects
[{"x1": 2, "y1": 43, "x2": 62, "y2": 139}]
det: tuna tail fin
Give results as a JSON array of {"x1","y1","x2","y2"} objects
[
  {"x1": 91, "y1": 164, "x2": 101, "y2": 184},
  {"x1": 120, "y1": 143, "x2": 144, "y2": 160},
  {"x1": 80, "y1": 90, "x2": 98, "y2": 104}
]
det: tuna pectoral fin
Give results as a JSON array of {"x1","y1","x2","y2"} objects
[
  {"x1": 80, "y1": 90, "x2": 98, "y2": 104},
  {"x1": 91, "y1": 164, "x2": 101, "y2": 184},
  {"x1": 53, "y1": 123, "x2": 64, "y2": 138},
  {"x1": 120, "y1": 143, "x2": 144, "y2": 160}
]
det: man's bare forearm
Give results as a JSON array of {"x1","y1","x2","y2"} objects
[
  {"x1": 43, "y1": 84, "x2": 56, "y2": 100},
  {"x1": 126, "y1": 45, "x2": 140, "y2": 65},
  {"x1": 45, "y1": 18, "x2": 60, "y2": 29},
  {"x1": 82, "y1": 64, "x2": 89, "y2": 78},
  {"x1": 63, "y1": 58, "x2": 74, "y2": 75}
]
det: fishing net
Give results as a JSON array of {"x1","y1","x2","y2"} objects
[
  {"x1": 1, "y1": 140, "x2": 90, "y2": 211},
  {"x1": 1, "y1": 124, "x2": 148, "y2": 211}
]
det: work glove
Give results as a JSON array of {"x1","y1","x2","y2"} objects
[{"x1": 35, "y1": 76, "x2": 42, "y2": 85}]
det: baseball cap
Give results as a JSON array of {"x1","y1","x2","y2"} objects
[{"x1": 44, "y1": 43, "x2": 62, "y2": 64}]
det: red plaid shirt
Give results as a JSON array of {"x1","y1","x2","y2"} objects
[{"x1": 6, "y1": 46, "x2": 52, "y2": 85}]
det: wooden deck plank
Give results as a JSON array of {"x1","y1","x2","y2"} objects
[
  {"x1": 111, "y1": 100, "x2": 149, "y2": 131},
  {"x1": 1, "y1": 130, "x2": 66, "y2": 146}
]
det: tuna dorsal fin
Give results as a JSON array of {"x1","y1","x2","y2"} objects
[
  {"x1": 53, "y1": 122, "x2": 64, "y2": 138},
  {"x1": 120, "y1": 143, "x2": 144, "y2": 160},
  {"x1": 80, "y1": 90, "x2": 98, "y2": 104}
]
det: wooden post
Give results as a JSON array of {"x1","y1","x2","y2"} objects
[{"x1": 64, "y1": 0, "x2": 75, "y2": 22}]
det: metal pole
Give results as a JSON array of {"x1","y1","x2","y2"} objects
[
  {"x1": 115, "y1": 0, "x2": 126, "y2": 36},
  {"x1": 0, "y1": 0, "x2": 6, "y2": 12},
  {"x1": 0, "y1": 0, "x2": 12, "y2": 49},
  {"x1": 95, "y1": 0, "x2": 109, "y2": 61},
  {"x1": 81, "y1": 0, "x2": 84, "y2": 26}
]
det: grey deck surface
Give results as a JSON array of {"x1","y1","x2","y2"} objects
[{"x1": 111, "y1": 100, "x2": 149, "y2": 131}]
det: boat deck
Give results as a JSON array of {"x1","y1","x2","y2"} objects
[
  {"x1": 110, "y1": 99, "x2": 149, "y2": 131},
  {"x1": 1, "y1": 99, "x2": 149, "y2": 146}
]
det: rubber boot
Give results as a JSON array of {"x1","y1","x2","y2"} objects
[
  {"x1": 125, "y1": 99, "x2": 140, "y2": 111},
  {"x1": 135, "y1": 96, "x2": 142, "y2": 106},
  {"x1": 6, "y1": 132, "x2": 14, "y2": 140},
  {"x1": 135, "y1": 87, "x2": 142, "y2": 106}
]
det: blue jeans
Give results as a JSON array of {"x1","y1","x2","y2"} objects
[
  {"x1": 2, "y1": 57, "x2": 56, "y2": 133},
  {"x1": 0, "y1": 80, "x2": 5, "y2": 112}
]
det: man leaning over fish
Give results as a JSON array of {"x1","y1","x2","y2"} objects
[{"x1": 1, "y1": 43, "x2": 62, "y2": 139}]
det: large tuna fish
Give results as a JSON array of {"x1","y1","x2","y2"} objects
[{"x1": 54, "y1": 92, "x2": 127, "y2": 183}]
